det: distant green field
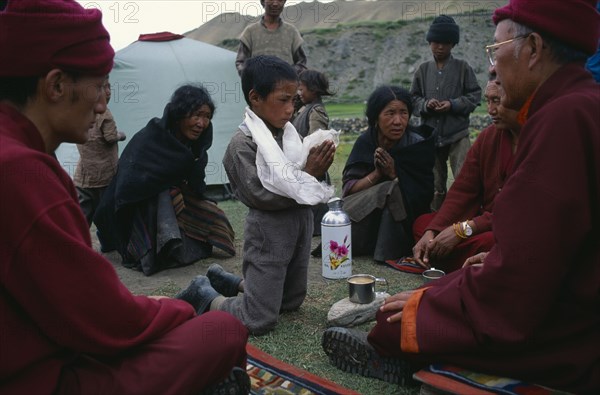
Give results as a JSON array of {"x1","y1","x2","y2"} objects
[
  {"x1": 326, "y1": 99, "x2": 489, "y2": 119},
  {"x1": 324, "y1": 102, "x2": 365, "y2": 119}
]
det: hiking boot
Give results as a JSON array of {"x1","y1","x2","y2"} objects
[
  {"x1": 199, "y1": 366, "x2": 250, "y2": 395},
  {"x1": 206, "y1": 263, "x2": 242, "y2": 297},
  {"x1": 321, "y1": 327, "x2": 413, "y2": 385},
  {"x1": 175, "y1": 275, "x2": 219, "y2": 314}
]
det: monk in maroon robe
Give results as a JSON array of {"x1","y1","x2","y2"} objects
[
  {"x1": 0, "y1": 1, "x2": 248, "y2": 394},
  {"x1": 322, "y1": 0, "x2": 600, "y2": 392},
  {"x1": 411, "y1": 79, "x2": 520, "y2": 273}
]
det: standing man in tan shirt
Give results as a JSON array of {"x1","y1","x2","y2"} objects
[{"x1": 74, "y1": 77, "x2": 126, "y2": 225}]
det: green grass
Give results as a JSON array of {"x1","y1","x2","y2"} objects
[
  {"x1": 473, "y1": 100, "x2": 489, "y2": 115},
  {"x1": 328, "y1": 134, "x2": 357, "y2": 193}
]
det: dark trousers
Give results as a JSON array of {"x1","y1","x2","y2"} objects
[
  {"x1": 432, "y1": 136, "x2": 471, "y2": 211},
  {"x1": 56, "y1": 311, "x2": 248, "y2": 395},
  {"x1": 76, "y1": 186, "x2": 107, "y2": 227},
  {"x1": 351, "y1": 207, "x2": 412, "y2": 262}
]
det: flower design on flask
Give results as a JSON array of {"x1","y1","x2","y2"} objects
[{"x1": 328, "y1": 235, "x2": 350, "y2": 270}]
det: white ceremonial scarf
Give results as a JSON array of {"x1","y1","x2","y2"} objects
[{"x1": 241, "y1": 107, "x2": 338, "y2": 205}]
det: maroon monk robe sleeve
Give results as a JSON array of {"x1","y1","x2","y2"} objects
[
  {"x1": 3, "y1": 157, "x2": 195, "y2": 355},
  {"x1": 408, "y1": 90, "x2": 598, "y2": 354}
]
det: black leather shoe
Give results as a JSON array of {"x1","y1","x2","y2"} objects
[{"x1": 206, "y1": 263, "x2": 242, "y2": 297}]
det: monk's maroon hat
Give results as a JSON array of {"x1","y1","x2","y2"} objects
[
  {"x1": 0, "y1": 0, "x2": 114, "y2": 77},
  {"x1": 493, "y1": 0, "x2": 600, "y2": 55}
]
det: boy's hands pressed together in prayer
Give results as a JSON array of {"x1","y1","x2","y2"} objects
[{"x1": 305, "y1": 140, "x2": 336, "y2": 178}]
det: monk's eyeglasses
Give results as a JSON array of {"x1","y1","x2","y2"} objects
[{"x1": 485, "y1": 34, "x2": 530, "y2": 66}]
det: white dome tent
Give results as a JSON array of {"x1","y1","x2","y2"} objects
[{"x1": 56, "y1": 32, "x2": 245, "y2": 198}]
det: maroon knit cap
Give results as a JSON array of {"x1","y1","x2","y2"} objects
[
  {"x1": 0, "y1": 0, "x2": 114, "y2": 77},
  {"x1": 493, "y1": 0, "x2": 600, "y2": 55}
]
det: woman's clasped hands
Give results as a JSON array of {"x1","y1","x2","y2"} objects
[{"x1": 374, "y1": 147, "x2": 397, "y2": 179}]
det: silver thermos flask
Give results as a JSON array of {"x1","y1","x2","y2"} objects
[{"x1": 321, "y1": 197, "x2": 352, "y2": 279}]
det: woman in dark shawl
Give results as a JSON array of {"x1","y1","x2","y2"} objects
[
  {"x1": 95, "y1": 84, "x2": 235, "y2": 275},
  {"x1": 342, "y1": 85, "x2": 435, "y2": 262}
]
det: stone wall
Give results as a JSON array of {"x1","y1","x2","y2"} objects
[
  {"x1": 330, "y1": 114, "x2": 491, "y2": 139},
  {"x1": 330, "y1": 118, "x2": 368, "y2": 134}
]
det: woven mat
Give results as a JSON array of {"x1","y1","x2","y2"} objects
[
  {"x1": 385, "y1": 257, "x2": 426, "y2": 274},
  {"x1": 414, "y1": 364, "x2": 573, "y2": 395},
  {"x1": 246, "y1": 344, "x2": 360, "y2": 395}
]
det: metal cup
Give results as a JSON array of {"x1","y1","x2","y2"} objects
[
  {"x1": 422, "y1": 268, "x2": 445, "y2": 283},
  {"x1": 348, "y1": 274, "x2": 388, "y2": 304}
]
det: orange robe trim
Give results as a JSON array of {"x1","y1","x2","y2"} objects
[
  {"x1": 400, "y1": 287, "x2": 430, "y2": 353},
  {"x1": 516, "y1": 91, "x2": 536, "y2": 126}
]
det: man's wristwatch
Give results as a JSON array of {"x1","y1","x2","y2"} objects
[{"x1": 462, "y1": 221, "x2": 473, "y2": 237}]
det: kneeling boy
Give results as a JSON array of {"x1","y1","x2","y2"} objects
[{"x1": 178, "y1": 55, "x2": 335, "y2": 335}]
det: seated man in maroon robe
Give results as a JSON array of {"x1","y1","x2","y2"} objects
[
  {"x1": 410, "y1": 78, "x2": 520, "y2": 273},
  {"x1": 321, "y1": 0, "x2": 600, "y2": 392},
  {"x1": 0, "y1": 1, "x2": 248, "y2": 394}
]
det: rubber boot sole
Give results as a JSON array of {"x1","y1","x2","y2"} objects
[
  {"x1": 321, "y1": 327, "x2": 412, "y2": 385},
  {"x1": 200, "y1": 366, "x2": 250, "y2": 395}
]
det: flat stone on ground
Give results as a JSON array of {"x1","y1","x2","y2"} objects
[{"x1": 327, "y1": 292, "x2": 390, "y2": 327}]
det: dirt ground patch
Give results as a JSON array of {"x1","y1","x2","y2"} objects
[{"x1": 93, "y1": 227, "x2": 327, "y2": 297}]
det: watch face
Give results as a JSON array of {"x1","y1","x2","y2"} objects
[{"x1": 465, "y1": 224, "x2": 473, "y2": 236}]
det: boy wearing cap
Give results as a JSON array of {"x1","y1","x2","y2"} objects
[
  {"x1": 411, "y1": 15, "x2": 482, "y2": 211},
  {"x1": 0, "y1": 1, "x2": 248, "y2": 394},
  {"x1": 322, "y1": 1, "x2": 600, "y2": 392}
]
